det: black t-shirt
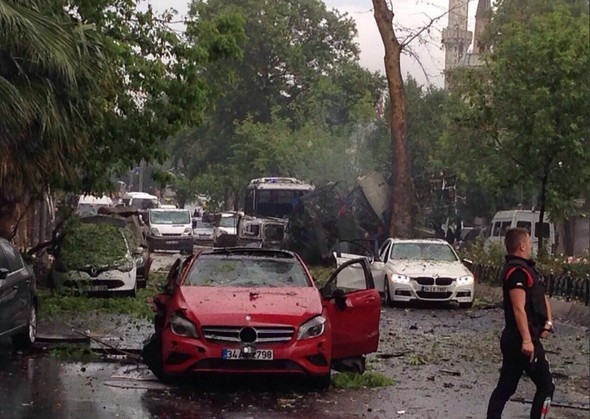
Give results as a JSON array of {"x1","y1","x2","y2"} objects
[
  {"x1": 503, "y1": 269, "x2": 531, "y2": 334},
  {"x1": 502, "y1": 260, "x2": 547, "y2": 339}
]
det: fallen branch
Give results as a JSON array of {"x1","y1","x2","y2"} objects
[{"x1": 73, "y1": 329, "x2": 142, "y2": 363}]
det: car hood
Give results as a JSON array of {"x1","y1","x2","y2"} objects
[
  {"x1": 389, "y1": 260, "x2": 471, "y2": 278},
  {"x1": 178, "y1": 286, "x2": 322, "y2": 326}
]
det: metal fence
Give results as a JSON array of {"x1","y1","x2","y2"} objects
[{"x1": 470, "y1": 263, "x2": 590, "y2": 306}]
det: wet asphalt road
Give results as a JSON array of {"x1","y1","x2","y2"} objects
[{"x1": 0, "y1": 252, "x2": 588, "y2": 419}]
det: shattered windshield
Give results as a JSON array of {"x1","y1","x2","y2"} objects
[
  {"x1": 150, "y1": 211, "x2": 190, "y2": 225},
  {"x1": 185, "y1": 256, "x2": 310, "y2": 287},
  {"x1": 390, "y1": 243, "x2": 458, "y2": 263}
]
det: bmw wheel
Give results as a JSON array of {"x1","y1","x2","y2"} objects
[
  {"x1": 12, "y1": 303, "x2": 37, "y2": 350},
  {"x1": 384, "y1": 277, "x2": 395, "y2": 308}
]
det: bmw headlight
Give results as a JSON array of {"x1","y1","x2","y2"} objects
[
  {"x1": 150, "y1": 228, "x2": 161, "y2": 236},
  {"x1": 170, "y1": 314, "x2": 199, "y2": 338},
  {"x1": 391, "y1": 274, "x2": 410, "y2": 284},
  {"x1": 297, "y1": 315, "x2": 326, "y2": 340},
  {"x1": 117, "y1": 258, "x2": 134, "y2": 272},
  {"x1": 458, "y1": 275, "x2": 474, "y2": 284}
]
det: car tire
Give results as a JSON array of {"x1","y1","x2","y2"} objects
[
  {"x1": 12, "y1": 303, "x2": 37, "y2": 351},
  {"x1": 459, "y1": 301, "x2": 473, "y2": 309},
  {"x1": 384, "y1": 278, "x2": 395, "y2": 308},
  {"x1": 308, "y1": 372, "x2": 331, "y2": 390}
]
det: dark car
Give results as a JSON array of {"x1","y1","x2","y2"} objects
[{"x1": 0, "y1": 237, "x2": 37, "y2": 349}]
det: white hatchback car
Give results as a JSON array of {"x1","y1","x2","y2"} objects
[{"x1": 334, "y1": 238, "x2": 474, "y2": 308}]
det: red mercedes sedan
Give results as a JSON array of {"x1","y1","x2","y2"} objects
[{"x1": 143, "y1": 247, "x2": 381, "y2": 388}]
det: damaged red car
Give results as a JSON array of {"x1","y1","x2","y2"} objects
[{"x1": 143, "y1": 247, "x2": 380, "y2": 388}]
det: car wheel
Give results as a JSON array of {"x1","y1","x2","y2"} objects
[
  {"x1": 384, "y1": 278, "x2": 395, "y2": 308},
  {"x1": 12, "y1": 303, "x2": 37, "y2": 351},
  {"x1": 308, "y1": 372, "x2": 331, "y2": 390},
  {"x1": 459, "y1": 301, "x2": 473, "y2": 309}
]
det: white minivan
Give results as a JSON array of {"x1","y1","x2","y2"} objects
[
  {"x1": 147, "y1": 208, "x2": 193, "y2": 254},
  {"x1": 485, "y1": 210, "x2": 556, "y2": 255}
]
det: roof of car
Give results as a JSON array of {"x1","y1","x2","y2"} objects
[
  {"x1": 200, "y1": 247, "x2": 298, "y2": 259},
  {"x1": 389, "y1": 238, "x2": 450, "y2": 244},
  {"x1": 149, "y1": 208, "x2": 189, "y2": 212}
]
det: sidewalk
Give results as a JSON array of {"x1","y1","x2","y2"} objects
[{"x1": 476, "y1": 283, "x2": 590, "y2": 327}]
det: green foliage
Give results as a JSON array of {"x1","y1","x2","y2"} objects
[
  {"x1": 0, "y1": 0, "x2": 105, "y2": 204},
  {"x1": 462, "y1": 238, "x2": 506, "y2": 267},
  {"x1": 50, "y1": 343, "x2": 101, "y2": 362},
  {"x1": 331, "y1": 371, "x2": 394, "y2": 388},
  {"x1": 167, "y1": 0, "x2": 384, "y2": 207},
  {"x1": 308, "y1": 265, "x2": 334, "y2": 287},
  {"x1": 445, "y1": 1, "x2": 590, "y2": 223},
  {"x1": 40, "y1": 271, "x2": 167, "y2": 319},
  {"x1": 59, "y1": 222, "x2": 129, "y2": 270}
]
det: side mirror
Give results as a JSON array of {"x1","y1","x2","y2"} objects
[{"x1": 0, "y1": 268, "x2": 8, "y2": 280}]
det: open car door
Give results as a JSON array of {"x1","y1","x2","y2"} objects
[{"x1": 321, "y1": 258, "x2": 380, "y2": 360}]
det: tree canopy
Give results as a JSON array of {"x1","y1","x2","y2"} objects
[{"x1": 443, "y1": 0, "x2": 590, "y2": 246}]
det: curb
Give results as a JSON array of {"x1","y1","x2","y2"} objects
[{"x1": 475, "y1": 283, "x2": 590, "y2": 328}]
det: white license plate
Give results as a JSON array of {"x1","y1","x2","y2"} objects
[
  {"x1": 85, "y1": 285, "x2": 108, "y2": 292},
  {"x1": 166, "y1": 241, "x2": 179, "y2": 245},
  {"x1": 421, "y1": 286, "x2": 446, "y2": 292},
  {"x1": 222, "y1": 349, "x2": 273, "y2": 360}
]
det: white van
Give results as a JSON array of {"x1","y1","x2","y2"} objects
[
  {"x1": 76, "y1": 195, "x2": 113, "y2": 216},
  {"x1": 485, "y1": 210, "x2": 556, "y2": 255},
  {"x1": 147, "y1": 208, "x2": 193, "y2": 254},
  {"x1": 121, "y1": 192, "x2": 160, "y2": 210}
]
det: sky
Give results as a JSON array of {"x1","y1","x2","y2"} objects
[{"x1": 148, "y1": 0, "x2": 480, "y2": 88}]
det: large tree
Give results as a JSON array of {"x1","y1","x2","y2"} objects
[
  {"x1": 444, "y1": 0, "x2": 590, "y2": 251},
  {"x1": 0, "y1": 0, "x2": 104, "y2": 237},
  {"x1": 0, "y1": 0, "x2": 245, "y2": 238},
  {"x1": 169, "y1": 0, "x2": 383, "y2": 206}
]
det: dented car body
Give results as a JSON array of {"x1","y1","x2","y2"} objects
[{"x1": 143, "y1": 248, "x2": 380, "y2": 387}]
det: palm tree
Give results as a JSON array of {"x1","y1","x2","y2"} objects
[{"x1": 0, "y1": 0, "x2": 105, "y2": 237}]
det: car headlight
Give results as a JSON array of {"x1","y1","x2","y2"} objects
[
  {"x1": 150, "y1": 228, "x2": 161, "y2": 236},
  {"x1": 117, "y1": 258, "x2": 134, "y2": 272},
  {"x1": 170, "y1": 314, "x2": 199, "y2": 338},
  {"x1": 391, "y1": 274, "x2": 410, "y2": 284},
  {"x1": 297, "y1": 315, "x2": 326, "y2": 340},
  {"x1": 458, "y1": 275, "x2": 474, "y2": 284},
  {"x1": 183, "y1": 228, "x2": 192, "y2": 236}
]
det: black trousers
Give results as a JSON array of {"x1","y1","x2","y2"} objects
[{"x1": 487, "y1": 329, "x2": 555, "y2": 419}]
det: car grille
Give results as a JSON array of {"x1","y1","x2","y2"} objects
[
  {"x1": 414, "y1": 277, "x2": 455, "y2": 286},
  {"x1": 436, "y1": 277, "x2": 455, "y2": 286},
  {"x1": 417, "y1": 291, "x2": 453, "y2": 299},
  {"x1": 63, "y1": 279, "x2": 125, "y2": 289},
  {"x1": 415, "y1": 277, "x2": 434, "y2": 286},
  {"x1": 192, "y1": 359, "x2": 304, "y2": 373},
  {"x1": 162, "y1": 233, "x2": 182, "y2": 237},
  {"x1": 202, "y1": 326, "x2": 295, "y2": 344}
]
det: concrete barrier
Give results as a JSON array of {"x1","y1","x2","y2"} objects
[{"x1": 475, "y1": 283, "x2": 590, "y2": 328}]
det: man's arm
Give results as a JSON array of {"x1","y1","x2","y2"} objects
[
  {"x1": 509, "y1": 288, "x2": 535, "y2": 361},
  {"x1": 541, "y1": 295, "x2": 553, "y2": 338}
]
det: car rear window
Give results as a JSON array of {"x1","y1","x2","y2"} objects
[{"x1": 184, "y1": 256, "x2": 310, "y2": 287}]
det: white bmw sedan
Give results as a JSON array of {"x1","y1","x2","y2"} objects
[{"x1": 334, "y1": 238, "x2": 475, "y2": 308}]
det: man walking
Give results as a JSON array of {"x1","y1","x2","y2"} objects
[{"x1": 487, "y1": 228, "x2": 555, "y2": 418}]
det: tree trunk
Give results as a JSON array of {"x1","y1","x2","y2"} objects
[
  {"x1": 538, "y1": 174, "x2": 548, "y2": 254},
  {"x1": 372, "y1": 0, "x2": 414, "y2": 238}
]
